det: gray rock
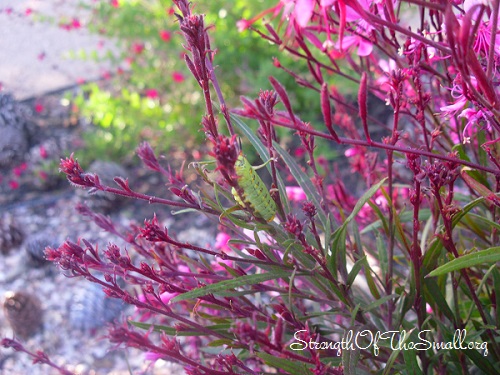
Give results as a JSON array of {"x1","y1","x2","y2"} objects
[
  {"x1": 3, "y1": 291, "x2": 43, "y2": 339},
  {"x1": 76, "y1": 160, "x2": 128, "y2": 213},
  {"x1": 69, "y1": 282, "x2": 124, "y2": 332},
  {"x1": 0, "y1": 93, "x2": 35, "y2": 168},
  {"x1": 0, "y1": 215, "x2": 24, "y2": 255}
]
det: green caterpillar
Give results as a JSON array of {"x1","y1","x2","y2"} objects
[{"x1": 231, "y1": 153, "x2": 276, "y2": 222}]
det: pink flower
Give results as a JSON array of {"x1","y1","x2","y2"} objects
[
  {"x1": 111, "y1": 0, "x2": 120, "y2": 8},
  {"x1": 39, "y1": 145, "x2": 48, "y2": 159},
  {"x1": 71, "y1": 18, "x2": 81, "y2": 29},
  {"x1": 159, "y1": 30, "x2": 171, "y2": 42},
  {"x1": 9, "y1": 180, "x2": 19, "y2": 190},
  {"x1": 101, "y1": 70, "x2": 112, "y2": 80},
  {"x1": 335, "y1": 35, "x2": 373, "y2": 56},
  {"x1": 215, "y1": 232, "x2": 231, "y2": 251},
  {"x1": 426, "y1": 304, "x2": 433, "y2": 314},
  {"x1": 159, "y1": 291, "x2": 178, "y2": 304},
  {"x1": 132, "y1": 43, "x2": 145, "y2": 55},
  {"x1": 13, "y1": 163, "x2": 28, "y2": 177},
  {"x1": 35, "y1": 103, "x2": 44, "y2": 113},
  {"x1": 294, "y1": 0, "x2": 315, "y2": 28},
  {"x1": 294, "y1": 147, "x2": 306, "y2": 158},
  {"x1": 144, "y1": 351, "x2": 164, "y2": 363},
  {"x1": 145, "y1": 89, "x2": 159, "y2": 99},
  {"x1": 345, "y1": 147, "x2": 361, "y2": 157},
  {"x1": 172, "y1": 71, "x2": 185, "y2": 83},
  {"x1": 25, "y1": 8, "x2": 32, "y2": 16},
  {"x1": 440, "y1": 96, "x2": 467, "y2": 116},
  {"x1": 286, "y1": 186, "x2": 307, "y2": 202},
  {"x1": 37, "y1": 52, "x2": 46, "y2": 61},
  {"x1": 458, "y1": 107, "x2": 492, "y2": 143},
  {"x1": 236, "y1": 19, "x2": 252, "y2": 32}
]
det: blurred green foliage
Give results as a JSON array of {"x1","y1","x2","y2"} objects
[{"x1": 75, "y1": 0, "x2": 321, "y2": 163}]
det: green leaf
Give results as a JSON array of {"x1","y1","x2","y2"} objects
[
  {"x1": 171, "y1": 269, "x2": 292, "y2": 302},
  {"x1": 344, "y1": 178, "x2": 387, "y2": 227},
  {"x1": 494, "y1": 268, "x2": 500, "y2": 329},
  {"x1": 363, "y1": 294, "x2": 399, "y2": 312},
  {"x1": 402, "y1": 344, "x2": 423, "y2": 375},
  {"x1": 347, "y1": 256, "x2": 366, "y2": 288},
  {"x1": 256, "y1": 352, "x2": 312, "y2": 374},
  {"x1": 427, "y1": 247, "x2": 500, "y2": 277},
  {"x1": 342, "y1": 330, "x2": 361, "y2": 375},
  {"x1": 128, "y1": 320, "x2": 233, "y2": 337},
  {"x1": 273, "y1": 142, "x2": 327, "y2": 226}
]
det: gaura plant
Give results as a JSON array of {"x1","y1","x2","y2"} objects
[{"x1": 3, "y1": 0, "x2": 500, "y2": 374}]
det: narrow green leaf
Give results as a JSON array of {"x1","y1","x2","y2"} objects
[
  {"x1": 328, "y1": 226, "x2": 346, "y2": 279},
  {"x1": 344, "y1": 178, "x2": 387, "y2": 227},
  {"x1": 256, "y1": 352, "x2": 312, "y2": 374},
  {"x1": 171, "y1": 269, "x2": 292, "y2": 302},
  {"x1": 494, "y1": 268, "x2": 500, "y2": 329},
  {"x1": 347, "y1": 256, "x2": 366, "y2": 288},
  {"x1": 273, "y1": 142, "x2": 326, "y2": 225},
  {"x1": 363, "y1": 294, "x2": 398, "y2": 312},
  {"x1": 428, "y1": 247, "x2": 500, "y2": 277},
  {"x1": 402, "y1": 342, "x2": 423, "y2": 375},
  {"x1": 376, "y1": 232, "x2": 388, "y2": 284},
  {"x1": 423, "y1": 277, "x2": 455, "y2": 322},
  {"x1": 462, "y1": 347, "x2": 499, "y2": 374},
  {"x1": 129, "y1": 321, "x2": 233, "y2": 337},
  {"x1": 342, "y1": 341, "x2": 360, "y2": 375}
]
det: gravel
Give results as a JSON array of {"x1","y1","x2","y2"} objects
[{"x1": 0, "y1": 191, "x2": 189, "y2": 375}]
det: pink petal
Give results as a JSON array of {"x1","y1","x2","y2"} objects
[
  {"x1": 357, "y1": 39, "x2": 373, "y2": 56},
  {"x1": 295, "y1": 0, "x2": 315, "y2": 28}
]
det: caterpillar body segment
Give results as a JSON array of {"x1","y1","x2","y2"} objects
[{"x1": 231, "y1": 154, "x2": 276, "y2": 222}]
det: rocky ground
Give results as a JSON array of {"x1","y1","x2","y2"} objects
[{"x1": 0, "y1": 91, "x2": 218, "y2": 374}]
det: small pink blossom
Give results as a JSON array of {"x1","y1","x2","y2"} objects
[
  {"x1": 295, "y1": 0, "x2": 315, "y2": 28},
  {"x1": 159, "y1": 30, "x2": 171, "y2": 42},
  {"x1": 458, "y1": 107, "x2": 491, "y2": 143},
  {"x1": 25, "y1": 8, "x2": 32, "y2": 16},
  {"x1": 159, "y1": 291, "x2": 178, "y2": 304},
  {"x1": 345, "y1": 147, "x2": 361, "y2": 157},
  {"x1": 38, "y1": 171, "x2": 48, "y2": 181},
  {"x1": 294, "y1": 147, "x2": 306, "y2": 158},
  {"x1": 335, "y1": 35, "x2": 373, "y2": 57},
  {"x1": 145, "y1": 89, "x2": 159, "y2": 99},
  {"x1": 35, "y1": 103, "x2": 44, "y2": 113},
  {"x1": 39, "y1": 145, "x2": 48, "y2": 159},
  {"x1": 286, "y1": 186, "x2": 307, "y2": 202},
  {"x1": 215, "y1": 232, "x2": 231, "y2": 251},
  {"x1": 144, "y1": 351, "x2": 164, "y2": 363},
  {"x1": 237, "y1": 19, "x2": 252, "y2": 32},
  {"x1": 132, "y1": 43, "x2": 145, "y2": 55},
  {"x1": 37, "y1": 52, "x2": 46, "y2": 61},
  {"x1": 111, "y1": 0, "x2": 120, "y2": 8},
  {"x1": 13, "y1": 163, "x2": 28, "y2": 177},
  {"x1": 72, "y1": 18, "x2": 81, "y2": 29},
  {"x1": 172, "y1": 71, "x2": 185, "y2": 82},
  {"x1": 9, "y1": 180, "x2": 19, "y2": 190},
  {"x1": 101, "y1": 70, "x2": 112, "y2": 80}
]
